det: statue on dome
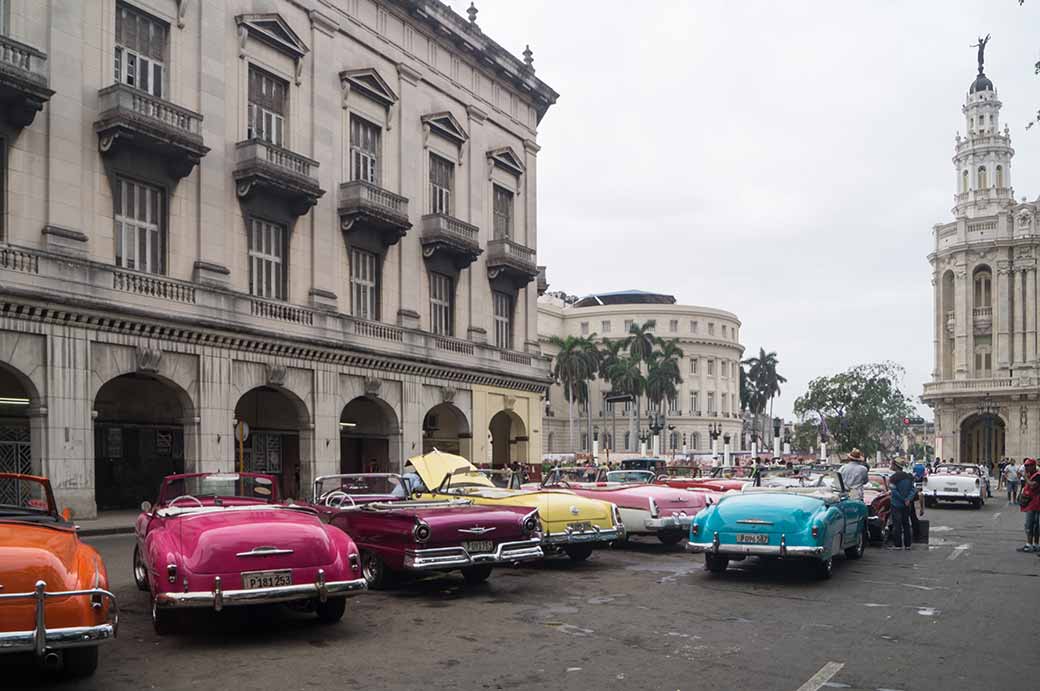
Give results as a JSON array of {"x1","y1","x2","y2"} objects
[{"x1": 971, "y1": 34, "x2": 991, "y2": 73}]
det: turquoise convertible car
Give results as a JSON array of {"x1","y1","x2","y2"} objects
[{"x1": 686, "y1": 470, "x2": 868, "y2": 579}]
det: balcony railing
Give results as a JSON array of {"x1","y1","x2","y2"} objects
[
  {"x1": 0, "y1": 246, "x2": 39, "y2": 274},
  {"x1": 338, "y1": 181, "x2": 411, "y2": 242},
  {"x1": 434, "y1": 335, "x2": 475, "y2": 356},
  {"x1": 0, "y1": 34, "x2": 54, "y2": 127},
  {"x1": 250, "y1": 297, "x2": 315, "y2": 326},
  {"x1": 486, "y1": 238, "x2": 538, "y2": 284},
  {"x1": 354, "y1": 319, "x2": 403, "y2": 343},
  {"x1": 95, "y1": 83, "x2": 208, "y2": 177},
  {"x1": 922, "y1": 378, "x2": 1016, "y2": 397},
  {"x1": 973, "y1": 307, "x2": 993, "y2": 320},
  {"x1": 420, "y1": 214, "x2": 481, "y2": 267},
  {"x1": 234, "y1": 139, "x2": 323, "y2": 215},
  {"x1": 113, "y1": 270, "x2": 196, "y2": 304}
]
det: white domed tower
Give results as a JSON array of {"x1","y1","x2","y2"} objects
[
  {"x1": 924, "y1": 37, "x2": 1040, "y2": 465},
  {"x1": 952, "y1": 49, "x2": 1015, "y2": 219}
]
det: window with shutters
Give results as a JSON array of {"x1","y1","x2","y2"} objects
[
  {"x1": 690, "y1": 358, "x2": 697, "y2": 374},
  {"x1": 430, "y1": 272, "x2": 454, "y2": 336},
  {"x1": 248, "y1": 218, "x2": 286, "y2": 300},
  {"x1": 690, "y1": 391, "x2": 699, "y2": 415},
  {"x1": 350, "y1": 248, "x2": 379, "y2": 320},
  {"x1": 115, "y1": 3, "x2": 167, "y2": 98},
  {"x1": 430, "y1": 154, "x2": 453, "y2": 215},
  {"x1": 707, "y1": 392, "x2": 716, "y2": 415},
  {"x1": 114, "y1": 177, "x2": 165, "y2": 274},
  {"x1": 601, "y1": 320, "x2": 611, "y2": 334},
  {"x1": 350, "y1": 115, "x2": 380, "y2": 184},
  {"x1": 580, "y1": 322, "x2": 589, "y2": 336},
  {"x1": 669, "y1": 319, "x2": 678, "y2": 333},
  {"x1": 493, "y1": 291, "x2": 513, "y2": 349},
  {"x1": 248, "y1": 66, "x2": 287, "y2": 147},
  {"x1": 493, "y1": 185, "x2": 513, "y2": 239},
  {"x1": 707, "y1": 359, "x2": 715, "y2": 377}
]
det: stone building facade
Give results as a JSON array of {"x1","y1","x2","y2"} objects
[
  {"x1": 538, "y1": 290, "x2": 744, "y2": 456},
  {"x1": 922, "y1": 57, "x2": 1040, "y2": 463},
  {"x1": 0, "y1": 0, "x2": 557, "y2": 517}
]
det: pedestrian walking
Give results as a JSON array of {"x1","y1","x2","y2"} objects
[
  {"x1": 998, "y1": 457, "x2": 1008, "y2": 491},
  {"x1": 1018, "y1": 458, "x2": 1040, "y2": 553},
  {"x1": 839, "y1": 449, "x2": 869, "y2": 500},
  {"x1": 1005, "y1": 460, "x2": 1021, "y2": 504},
  {"x1": 888, "y1": 461, "x2": 917, "y2": 551}
]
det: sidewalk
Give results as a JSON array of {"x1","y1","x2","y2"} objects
[{"x1": 76, "y1": 509, "x2": 138, "y2": 537}]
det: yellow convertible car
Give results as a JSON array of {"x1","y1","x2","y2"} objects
[{"x1": 406, "y1": 451, "x2": 623, "y2": 561}]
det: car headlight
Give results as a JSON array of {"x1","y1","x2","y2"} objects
[
  {"x1": 522, "y1": 511, "x2": 539, "y2": 535},
  {"x1": 413, "y1": 520, "x2": 431, "y2": 543}
]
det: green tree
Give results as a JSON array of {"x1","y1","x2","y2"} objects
[
  {"x1": 549, "y1": 334, "x2": 600, "y2": 453},
  {"x1": 623, "y1": 320, "x2": 657, "y2": 450},
  {"x1": 793, "y1": 361, "x2": 914, "y2": 458},
  {"x1": 743, "y1": 348, "x2": 787, "y2": 441},
  {"x1": 607, "y1": 355, "x2": 645, "y2": 451},
  {"x1": 792, "y1": 420, "x2": 820, "y2": 454},
  {"x1": 648, "y1": 338, "x2": 684, "y2": 451}
]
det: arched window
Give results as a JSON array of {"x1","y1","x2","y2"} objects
[
  {"x1": 692, "y1": 432, "x2": 700, "y2": 450},
  {"x1": 995, "y1": 165, "x2": 1004, "y2": 188},
  {"x1": 670, "y1": 431, "x2": 680, "y2": 450},
  {"x1": 977, "y1": 166, "x2": 987, "y2": 188},
  {"x1": 546, "y1": 432, "x2": 554, "y2": 451},
  {"x1": 974, "y1": 269, "x2": 992, "y2": 307},
  {"x1": 974, "y1": 346, "x2": 992, "y2": 376},
  {"x1": 962, "y1": 170, "x2": 969, "y2": 193}
]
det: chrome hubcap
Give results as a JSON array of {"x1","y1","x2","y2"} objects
[
  {"x1": 361, "y1": 553, "x2": 378, "y2": 583},
  {"x1": 134, "y1": 550, "x2": 147, "y2": 584}
]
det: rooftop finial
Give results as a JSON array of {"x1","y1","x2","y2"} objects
[
  {"x1": 467, "y1": 2, "x2": 478, "y2": 24},
  {"x1": 523, "y1": 44, "x2": 534, "y2": 70}
]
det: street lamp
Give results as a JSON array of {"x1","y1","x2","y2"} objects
[
  {"x1": 772, "y1": 417, "x2": 782, "y2": 460},
  {"x1": 593, "y1": 425, "x2": 600, "y2": 463},
  {"x1": 708, "y1": 422, "x2": 722, "y2": 460},
  {"x1": 977, "y1": 393, "x2": 999, "y2": 466}
]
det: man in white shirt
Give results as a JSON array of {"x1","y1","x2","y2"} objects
[
  {"x1": 839, "y1": 448, "x2": 869, "y2": 500},
  {"x1": 1005, "y1": 460, "x2": 1021, "y2": 504}
]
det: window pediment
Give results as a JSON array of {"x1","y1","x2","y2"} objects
[
  {"x1": 487, "y1": 146, "x2": 525, "y2": 177},
  {"x1": 340, "y1": 68, "x2": 398, "y2": 108},
  {"x1": 422, "y1": 111, "x2": 468, "y2": 147},
  {"x1": 236, "y1": 14, "x2": 308, "y2": 60}
]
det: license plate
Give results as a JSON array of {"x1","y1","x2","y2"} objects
[
  {"x1": 736, "y1": 533, "x2": 769, "y2": 544},
  {"x1": 946, "y1": 484, "x2": 958, "y2": 488},
  {"x1": 464, "y1": 540, "x2": 494, "y2": 554},
  {"x1": 568, "y1": 521, "x2": 593, "y2": 532},
  {"x1": 242, "y1": 569, "x2": 292, "y2": 589}
]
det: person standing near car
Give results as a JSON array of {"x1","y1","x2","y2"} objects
[
  {"x1": 1018, "y1": 458, "x2": 1040, "y2": 553},
  {"x1": 839, "y1": 449, "x2": 869, "y2": 500},
  {"x1": 1006, "y1": 460, "x2": 1021, "y2": 505},
  {"x1": 888, "y1": 462, "x2": 917, "y2": 551}
]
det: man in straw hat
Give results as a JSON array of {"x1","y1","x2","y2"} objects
[{"x1": 839, "y1": 448, "x2": 869, "y2": 500}]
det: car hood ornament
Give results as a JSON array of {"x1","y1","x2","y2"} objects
[{"x1": 457, "y1": 526, "x2": 496, "y2": 535}]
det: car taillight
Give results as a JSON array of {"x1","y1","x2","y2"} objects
[
  {"x1": 413, "y1": 521, "x2": 431, "y2": 543},
  {"x1": 612, "y1": 503, "x2": 623, "y2": 528},
  {"x1": 349, "y1": 553, "x2": 360, "y2": 571},
  {"x1": 811, "y1": 526, "x2": 820, "y2": 538},
  {"x1": 649, "y1": 497, "x2": 660, "y2": 518},
  {"x1": 167, "y1": 563, "x2": 177, "y2": 583},
  {"x1": 975, "y1": 478, "x2": 980, "y2": 486},
  {"x1": 691, "y1": 524, "x2": 700, "y2": 537},
  {"x1": 522, "y1": 511, "x2": 539, "y2": 535}
]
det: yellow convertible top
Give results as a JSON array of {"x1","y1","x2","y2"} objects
[{"x1": 406, "y1": 449, "x2": 495, "y2": 490}]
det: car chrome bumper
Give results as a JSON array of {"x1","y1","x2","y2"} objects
[
  {"x1": 542, "y1": 525, "x2": 625, "y2": 545},
  {"x1": 0, "y1": 581, "x2": 118, "y2": 658},
  {"x1": 686, "y1": 531, "x2": 824, "y2": 558},
  {"x1": 645, "y1": 515, "x2": 693, "y2": 531},
  {"x1": 924, "y1": 490, "x2": 981, "y2": 500},
  {"x1": 403, "y1": 539, "x2": 544, "y2": 570},
  {"x1": 155, "y1": 569, "x2": 367, "y2": 611}
]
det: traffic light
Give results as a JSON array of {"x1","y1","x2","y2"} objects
[{"x1": 903, "y1": 417, "x2": 911, "y2": 426}]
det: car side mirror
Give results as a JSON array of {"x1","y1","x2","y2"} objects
[
  {"x1": 140, "y1": 500, "x2": 153, "y2": 513},
  {"x1": 61, "y1": 507, "x2": 72, "y2": 522}
]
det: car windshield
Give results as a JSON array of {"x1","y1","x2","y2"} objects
[
  {"x1": 865, "y1": 475, "x2": 888, "y2": 491},
  {"x1": 665, "y1": 466, "x2": 701, "y2": 478},
  {"x1": 0, "y1": 475, "x2": 54, "y2": 518},
  {"x1": 546, "y1": 468, "x2": 598, "y2": 484},
  {"x1": 440, "y1": 468, "x2": 496, "y2": 491},
  {"x1": 314, "y1": 474, "x2": 406, "y2": 500},
  {"x1": 478, "y1": 469, "x2": 520, "y2": 488},
  {"x1": 711, "y1": 466, "x2": 751, "y2": 479},
  {"x1": 605, "y1": 470, "x2": 654, "y2": 484},
  {"x1": 159, "y1": 473, "x2": 277, "y2": 505},
  {"x1": 935, "y1": 465, "x2": 979, "y2": 475},
  {"x1": 816, "y1": 472, "x2": 847, "y2": 492}
]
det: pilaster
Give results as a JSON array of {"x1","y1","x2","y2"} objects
[
  {"x1": 997, "y1": 260, "x2": 1011, "y2": 371},
  {"x1": 396, "y1": 62, "x2": 422, "y2": 329},
  {"x1": 954, "y1": 264, "x2": 969, "y2": 376},
  {"x1": 1026, "y1": 264, "x2": 1037, "y2": 366}
]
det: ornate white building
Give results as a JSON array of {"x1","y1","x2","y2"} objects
[
  {"x1": 923, "y1": 53, "x2": 1040, "y2": 462},
  {"x1": 538, "y1": 290, "x2": 744, "y2": 456},
  {"x1": 0, "y1": 0, "x2": 557, "y2": 517}
]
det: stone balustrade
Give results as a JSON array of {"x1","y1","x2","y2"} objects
[{"x1": 0, "y1": 33, "x2": 48, "y2": 84}]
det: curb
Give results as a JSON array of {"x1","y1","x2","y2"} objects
[{"x1": 78, "y1": 525, "x2": 135, "y2": 538}]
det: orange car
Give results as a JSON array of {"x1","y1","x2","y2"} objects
[{"x1": 0, "y1": 473, "x2": 118, "y2": 677}]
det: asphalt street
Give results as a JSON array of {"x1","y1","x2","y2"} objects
[{"x1": 6, "y1": 497, "x2": 1039, "y2": 691}]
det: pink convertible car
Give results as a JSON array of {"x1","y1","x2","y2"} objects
[{"x1": 133, "y1": 472, "x2": 366, "y2": 634}]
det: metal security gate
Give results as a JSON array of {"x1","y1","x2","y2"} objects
[{"x1": 0, "y1": 423, "x2": 32, "y2": 505}]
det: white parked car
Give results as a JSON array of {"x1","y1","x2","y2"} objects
[{"x1": 923, "y1": 464, "x2": 985, "y2": 509}]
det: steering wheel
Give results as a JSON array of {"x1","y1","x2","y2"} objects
[
  {"x1": 168, "y1": 495, "x2": 204, "y2": 508},
  {"x1": 324, "y1": 491, "x2": 356, "y2": 509}
]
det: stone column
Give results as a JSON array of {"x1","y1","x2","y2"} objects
[
  {"x1": 306, "y1": 10, "x2": 340, "y2": 311},
  {"x1": 45, "y1": 327, "x2": 95, "y2": 518},
  {"x1": 997, "y1": 260, "x2": 1011, "y2": 371},
  {"x1": 954, "y1": 265, "x2": 969, "y2": 376},
  {"x1": 197, "y1": 348, "x2": 234, "y2": 475},
  {"x1": 308, "y1": 364, "x2": 340, "y2": 496},
  {"x1": 932, "y1": 273, "x2": 941, "y2": 377},
  {"x1": 1017, "y1": 269, "x2": 1028, "y2": 365},
  {"x1": 395, "y1": 63, "x2": 422, "y2": 329},
  {"x1": 1026, "y1": 264, "x2": 1037, "y2": 365}
]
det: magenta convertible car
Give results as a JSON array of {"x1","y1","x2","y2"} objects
[
  {"x1": 133, "y1": 472, "x2": 367, "y2": 634},
  {"x1": 311, "y1": 474, "x2": 543, "y2": 588}
]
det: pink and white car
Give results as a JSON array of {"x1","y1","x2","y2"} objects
[
  {"x1": 133, "y1": 472, "x2": 366, "y2": 634},
  {"x1": 537, "y1": 467, "x2": 708, "y2": 545}
]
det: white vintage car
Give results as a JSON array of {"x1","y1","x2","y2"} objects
[{"x1": 923, "y1": 464, "x2": 985, "y2": 509}]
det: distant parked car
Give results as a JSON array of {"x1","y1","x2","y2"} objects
[
  {"x1": 863, "y1": 474, "x2": 892, "y2": 543},
  {"x1": 134, "y1": 472, "x2": 366, "y2": 634},
  {"x1": 310, "y1": 473, "x2": 542, "y2": 587},
  {"x1": 0, "y1": 473, "x2": 117, "y2": 677},
  {"x1": 922, "y1": 464, "x2": 985, "y2": 509}
]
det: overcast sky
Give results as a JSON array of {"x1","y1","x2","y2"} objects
[{"x1": 448, "y1": 0, "x2": 1040, "y2": 420}]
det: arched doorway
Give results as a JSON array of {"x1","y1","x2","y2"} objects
[
  {"x1": 0, "y1": 364, "x2": 36, "y2": 478},
  {"x1": 340, "y1": 396, "x2": 399, "y2": 474},
  {"x1": 422, "y1": 403, "x2": 471, "y2": 459},
  {"x1": 235, "y1": 387, "x2": 309, "y2": 500},
  {"x1": 960, "y1": 413, "x2": 1005, "y2": 465},
  {"x1": 94, "y1": 373, "x2": 191, "y2": 510},
  {"x1": 489, "y1": 410, "x2": 526, "y2": 467}
]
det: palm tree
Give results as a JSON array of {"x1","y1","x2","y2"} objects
[
  {"x1": 549, "y1": 334, "x2": 600, "y2": 453},
  {"x1": 649, "y1": 338, "x2": 684, "y2": 453},
  {"x1": 607, "y1": 355, "x2": 645, "y2": 452},
  {"x1": 742, "y1": 348, "x2": 787, "y2": 445},
  {"x1": 624, "y1": 320, "x2": 657, "y2": 451}
]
